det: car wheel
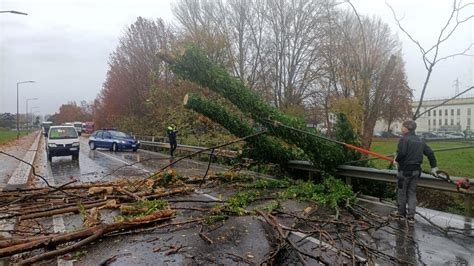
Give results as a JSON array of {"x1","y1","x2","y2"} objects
[
  {"x1": 132, "y1": 148, "x2": 138, "y2": 152},
  {"x1": 72, "y1": 153, "x2": 79, "y2": 160},
  {"x1": 89, "y1": 141, "x2": 96, "y2": 150},
  {"x1": 112, "y1": 143, "x2": 118, "y2": 152}
]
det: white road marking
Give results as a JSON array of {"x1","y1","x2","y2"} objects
[{"x1": 46, "y1": 175, "x2": 73, "y2": 266}]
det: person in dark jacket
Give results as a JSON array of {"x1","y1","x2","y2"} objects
[
  {"x1": 167, "y1": 124, "x2": 178, "y2": 157},
  {"x1": 394, "y1": 120, "x2": 437, "y2": 223}
]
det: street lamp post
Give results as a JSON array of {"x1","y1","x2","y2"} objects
[
  {"x1": 26, "y1": 98, "x2": 38, "y2": 131},
  {"x1": 17, "y1": 81, "x2": 35, "y2": 139},
  {"x1": 0, "y1": 10, "x2": 28, "y2": 15}
]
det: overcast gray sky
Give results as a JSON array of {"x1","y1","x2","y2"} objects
[{"x1": 1, "y1": 0, "x2": 473, "y2": 116}]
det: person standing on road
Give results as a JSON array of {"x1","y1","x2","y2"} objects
[
  {"x1": 167, "y1": 124, "x2": 178, "y2": 157},
  {"x1": 394, "y1": 120, "x2": 437, "y2": 223}
]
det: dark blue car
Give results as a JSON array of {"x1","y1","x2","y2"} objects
[{"x1": 88, "y1": 129, "x2": 140, "y2": 152}]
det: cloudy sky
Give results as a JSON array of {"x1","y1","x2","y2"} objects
[{"x1": 1, "y1": 0, "x2": 473, "y2": 116}]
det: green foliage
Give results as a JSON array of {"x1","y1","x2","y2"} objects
[
  {"x1": 281, "y1": 176, "x2": 356, "y2": 209},
  {"x1": 223, "y1": 191, "x2": 259, "y2": 215},
  {"x1": 204, "y1": 214, "x2": 228, "y2": 224},
  {"x1": 249, "y1": 178, "x2": 292, "y2": 189},
  {"x1": 334, "y1": 113, "x2": 362, "y2": 164},
  {"x1": 214, "y1": 172, "x2": 254, "y2": 183},
  {"x1": 171, "y1": 47, "x2": 345, "y2": 173},
  {"x1": 263, "y1": 201, "x2": 281, "y2": 212},
  {"x1": 121, "y1": 200, "x2": 169, "y2": 218},
  {"x1": 185, "y1": 93, "x2": 298, "y2": 165},
  {"x1": 72, "y1": 250, "x2": 88, "y2": 259}
]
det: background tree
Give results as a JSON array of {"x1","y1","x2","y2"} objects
[
  {"x1": 380, "y1": 61, "x2": 413, "y2": 132},
  {"x1": 94, "y1": 17, "x2": 175, "y2": 134},
  {"x1": 324, "y1": 8, "x2": 409, "y2": 149},
  {"x1": 388, "y1": 0, "x2": 474, "y2": 119},
  {"x1": 0, "y1": 113, "x2": 16, "y2": 129}
]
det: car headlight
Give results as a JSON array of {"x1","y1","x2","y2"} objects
[
  {"x1": 48, "y1": 143, "x2": 57, "y2": 147},
  {"x1": 120, "y1": 140, "x2": 127, "y2": 144},
  {"x1": 72, "y1": 142, "x2": 80, "y2": 147}
]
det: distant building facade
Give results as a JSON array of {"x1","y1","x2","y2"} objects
[{"x1": 375, "y1": 96, "x2": 474, "y2": 133}]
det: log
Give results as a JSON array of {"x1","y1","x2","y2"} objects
[
  {"x1": 19, "y1": 202, "x2": 110, "y2": 221},
  {"x1": 0, "y1": 209, "x2": 176, "y2": 259}
]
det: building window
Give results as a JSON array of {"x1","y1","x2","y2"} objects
[
  {"x1": 428, "y1": 120, "x2": 431, "y2": 126},
  {"x1": 451, "y1": 119, "x2": 454, "y2": 125},
  {"x1": 445, "y1": 109, "x2": 448, "y2": 116},
  {"x1": 451, "y1": 109, "x2": 454, "y2": 116},
  {"x1": 468, "y1": 108, "x2": 472, "y2": 116},
  {"x1": 457, "y1": 121, "x2": 461, "y2": 125},
  {"x1": 457, "y1": 109, "x2": 461, "y2": 116},
  {"x1": 428, "y1": 110, "x2": 431, "y2": 116},
  {"x1": 468, "y1": 118, "x2": 471, "y2": 126},
  {"x1": 439, "y1": 110, "x2": 442, "y2": 116},
  {"x1": 439, "y1": 119, "x2": 442, "y2": 126},
  {"x1": 445, "y1": 119, "x2": 448, "y2": 125},
  {"x1": 434, "y1": 110, "x2": 436, "y2": 116},
  {"x1": 433, "y1": 120, "x2": 436, "y2": 126}
]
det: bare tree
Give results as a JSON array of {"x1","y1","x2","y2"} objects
[
  {"x1": 324, "y1": 8, "x2": 407, "y2": 149},
  {"x1": 387, "y1": 0, "x2": 474, "y2": 120}
]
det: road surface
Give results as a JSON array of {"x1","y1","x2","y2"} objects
[{"x1": 6, "y1": 136, "x2": 473, "y2": 265}]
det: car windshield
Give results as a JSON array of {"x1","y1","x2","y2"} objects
[
  {"x1": 109, "y1": 131, "x2": 131, "y2": 138},
  {"x1": 49, "y1": 127, "x2": 78, "y2": 139},
  {"x1": 74, "y1": 123, "x2": 82, "y2": 127}
]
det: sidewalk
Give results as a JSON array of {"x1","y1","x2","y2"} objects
[{"x1": 0, "y1": 131, "x2": 40, "y2": 191}]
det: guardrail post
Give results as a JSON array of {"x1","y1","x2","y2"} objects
[
  {"x1": 465, "y1": 194, "x2": 473, "y2": 218},
  {"x1": 152, "y1": 136, "x2": 155, "y2": 142},
  {"x1": 345, "y1": 176, "x2": 352, "y2": 186}
]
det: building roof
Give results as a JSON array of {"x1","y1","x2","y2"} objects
[{"x1": 412, "y1": 96, "x2": 474, "y2": 107}]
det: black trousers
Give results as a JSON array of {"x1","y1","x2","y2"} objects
[{"x1": 170, "y1": 140, "x2": 177, "y2": 156}]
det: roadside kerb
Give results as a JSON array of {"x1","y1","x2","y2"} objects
[
  {"x1": 5, "y1": 131, "x2": 42, "y2": 191},
  {"x1": 1, "y1": 132, "x2": 41, "y2": 242}
]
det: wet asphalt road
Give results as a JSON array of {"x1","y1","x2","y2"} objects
[{"x1": 30, "y1": 136, "x2": 474, "y2": 265}]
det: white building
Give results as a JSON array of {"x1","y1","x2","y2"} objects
[{"x1": 375, "y1": 96, "x2": 474, "y2": 133}]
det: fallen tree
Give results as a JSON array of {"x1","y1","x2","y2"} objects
[{"x1": 159, "y1": 47, "x2": 347, "y2": 173}]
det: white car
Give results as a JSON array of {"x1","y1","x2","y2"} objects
[{"x1": 46, "y1": 126, "x2": 80, "y2": 162}]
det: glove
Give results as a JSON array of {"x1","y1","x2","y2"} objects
[
  {"x1": 392, "y1": 160, "x2": 398, "y2": 170},
  {"x1": 431, "y1": 167, "x2": 439, "y2": 176}
]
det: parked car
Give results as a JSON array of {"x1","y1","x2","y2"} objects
[
  {"x1": 374, "y1": 131, "x2": 400, "y2": 138},
  {"x1": 46, "y1": 126, "x2": 80, "y2": 162},
  {"x1": 445, "y1": 132, "x2": 464, "y2": 139},
  {"x1": 420, "y1": 132, "x2": 439, "y2": 139},
  {"x1": 88, "y1": 129, "x2": 140, "y2": 152}
]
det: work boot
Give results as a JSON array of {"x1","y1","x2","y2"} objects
[{"x1": 390, "y1": 211, "x2": 404, "y2": 220}]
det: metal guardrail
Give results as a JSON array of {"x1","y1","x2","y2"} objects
[
  {"x1": 136, "y1": 138, "x2": 473, "y2": 216},
  {"x1": 288, "y1": 161, "x2": 473, "y2": 194},
  {"x1": 139, "y1": 140, "x2": 238, "y2": 158},
  {"x1": 288, "y1": 160, "x2": 473, "y2": 217}
]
